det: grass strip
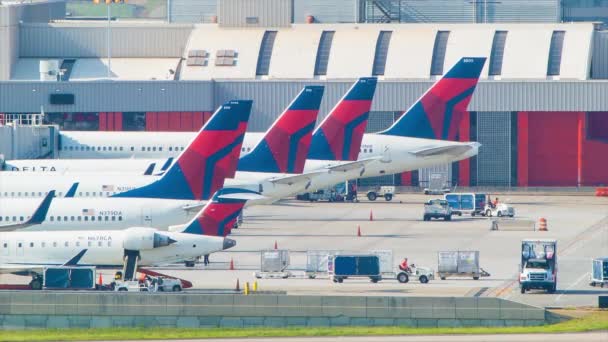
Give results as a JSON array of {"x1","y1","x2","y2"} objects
[{"x1": 0, "y1": 310, "x2": 606, "y2": 341}]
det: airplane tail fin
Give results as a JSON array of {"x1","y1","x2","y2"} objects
[
  {"x1": 114, "y1": 100, "x2": 252, "y2": 200},
  {"x1": 308, "y1": 77, "x2": 377, "y2": 161},
  {"x1": 379, "y1": 57, "x2": 485, "y2": 140},
  {"x1": 181, "y1": 188, "x2": 263, "y2": 237},
  {"x1": 237, "y1": 86, "x2": 324, "y2": 174}
]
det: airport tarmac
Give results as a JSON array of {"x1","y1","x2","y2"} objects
[{"x1": 2, "y1": 193, "x2": 607, "y2": 308}]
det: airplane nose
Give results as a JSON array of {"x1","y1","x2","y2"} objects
[{"x1": 223, "y1": 238, "x2": 237, "y2": 250}]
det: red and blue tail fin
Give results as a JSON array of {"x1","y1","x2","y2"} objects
[
  {"x1": 237, "y1": 86, "x2": 324, "y2": 174},
  {"x1": 114, "y1": 100, "x2": 252, "y2": 200},
  {"x1": 379, "y1": 57, "x2": 486, "y2": 140},
  {"x1": 181, "y1": 188, "x2": 262, "y2": 236},
  {"x1": 308, "y1": 77, "x2": 377, "y2": 161}
]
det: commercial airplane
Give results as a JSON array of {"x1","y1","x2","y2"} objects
[
  {"x1": 0, "y1": 188, "x2": 259, "y2": 289},
  {"x1": 0, "y1": 81, "x2": 379, "y2": 204},
  {"x1": 0, "y1": 100, "x2": 252, "y2": 199},
  {"x1": 48, "y1": 58, "x2": 484, "y2": 190},
  {"x1": 0, "y1": 100, "x2": 253, "y2": 231}
]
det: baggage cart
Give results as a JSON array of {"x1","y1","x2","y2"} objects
[
  {"x1": 437, "y1": 251, "x2": 490, "y2": 280},
  {"x1": 43, "y1": 266, "x2": 96, "y2": 290},
  {"x1": 329, "y1": 254, "x2": 382, "y2": 283},
  {"x1": 255, "y1": 249, "x2": 292, "y2": 279}
]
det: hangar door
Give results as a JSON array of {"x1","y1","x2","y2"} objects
[{"x1": 475, "y1": 112, "x2": 512, "y2": 186}]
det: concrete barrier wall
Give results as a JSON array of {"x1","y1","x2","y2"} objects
[{"x1": 0, "y1": 292, "x2": 548, "y2": 329}]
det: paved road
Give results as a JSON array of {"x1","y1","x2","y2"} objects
[{"x1": 93, "y1": 332, "x2": 608, "y2": 342}]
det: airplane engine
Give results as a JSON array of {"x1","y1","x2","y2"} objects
[{"x1": 123, "y1": 227, "x2": 175, "y2": 250}]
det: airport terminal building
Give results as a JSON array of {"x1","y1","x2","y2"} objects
[{"x1": 1, "y1": 0, "x2": 608, "y2": 188}]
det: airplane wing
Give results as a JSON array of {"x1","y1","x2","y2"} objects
[
  {"x1": 0, "y1": 190, "x2": 55, "y2": 232},
  {"x1": 62, "y1": 249, "x2": 88, "y2": 266},
  {"x1": 181, "y1": 201, "x2": 208, "y2": 213},
  {"x1": 324, "y1": 156, "x2": 383, "y2": 173},
  {"x1": 0, "y1": 249, "x2": 89, "y2": 275},
  {"x1": 269, "y1": 171, "x2": 326, "y2": 186},
  {"x1": 409, "y1": 145, "x2": 474, "y2": 157}
]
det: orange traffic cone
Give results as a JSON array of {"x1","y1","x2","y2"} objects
[
  {"x1": 97, "y1": 272, "x2": 103, "y2": 286},
  {"x1": 357, "y1": 225, "x2": 361, "y2": 237},
  {"x1": 229, "y1": 258, "x2": 235, "y2": 270},
  {"x1": 235, "y1": 278, "x2": 240, "y2": 292},
  {"x1": 369, "y1": 209, "x2": 374, "y2": 221},
  {"x1": 274, "y1": 240, "x2": 278, "y2": 250}
]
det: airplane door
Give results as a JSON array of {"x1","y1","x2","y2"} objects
[
  {"x1": 16, "y1": 240, "x2": 24, "y2": 256},
  {"x1": 1, "y1": 241, "x2": 8, "y2": 256},
  {"x1": 381, "y1": 145, "x2": 392, "y2": 163},
  {"x1": 141, "y1": 208, "x2": 152, "y2": 227}
]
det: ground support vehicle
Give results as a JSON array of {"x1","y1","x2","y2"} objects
[
  {"x1": 114, "y1": 280, "x2": 149, "y2": 292},
  {"x1": 329, "y1": 254, "x2": 382, "y2": 283},
  {"x1": 254, "y1": 249, "x2": 292, "y2": 279},
  {"x1": 393, "y1": 265, "x2": 435, "y2": 284},
  {"x1": 423, "y1": 199, "x2": 452, "y2": 221},
  {"x1": 590, "y1": 257, "x2": 608, "y2": 287},
  {"x1": 437, "y1": 251, "x2": 490, "y2": 280},
  {"x1": 367, "y1": 186, "x2": 394, "y2": 201},
  {"x1": 519, "y1": 239, "x2": 557, "y2": 294},
  {"x1": 445, "y1": 193, "x2": 486, "y2": 216},
  {"x1": 483, "y1": 203, "x2": 515, "y2": 217}
]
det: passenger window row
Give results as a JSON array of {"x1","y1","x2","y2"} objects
[
  {"x1": 2, "y1": 241, "x2": 112, "y2": 249},
  {"x1": 48, "y1": 216, "x2": 123, "y2": 222},
  {"x1": 61, "y1": 145, "x2": 186, "y2": 153},
  {"x1": 0, "y1": 215, "x2": 123, "y2": 223}
]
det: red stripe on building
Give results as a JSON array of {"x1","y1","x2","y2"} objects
[
  {"x1": 114, "y1": 112, "x2": 119, "y2": 131},
  {"x1": 99, "y1": 112, "x2": 107, "y2": 131},
  {"x1": 517, "y1": 112, "x2": 529, "y2": 186},
  {"x1": 400, "y1": 172, "x2": 412, "y2": 186}
]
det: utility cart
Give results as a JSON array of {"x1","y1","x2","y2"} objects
[
  {"x1": 437, "y1": 251, "x2": 490, "y2": 280},
  {"x1": 254, "y1": 249, "x2": 292, "y2": 279}
]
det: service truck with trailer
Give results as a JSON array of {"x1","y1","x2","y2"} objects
[{"x1": 519, "y1": 239, "x2": 557, "y2": 293}]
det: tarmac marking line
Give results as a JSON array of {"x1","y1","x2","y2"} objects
[{"x1": 554, "y1": 272, "x2": 590, "y2": 302}]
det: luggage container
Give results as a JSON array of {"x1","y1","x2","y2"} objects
[
  {"x1": 437, "y1": 251, "x2": 490, "y2": 280},
  {"x1": 444, "y1": 193, "x2": 486, "y2": 216},
  {"x1": 306, "y1": 250, "x2": 335, "y2": 278},
  {"x1": 43, "y1": 266, "x2": 96, "y2": 290},
  {"x1": 590, "y1": 257, "x2": 608, "y2": 287},
  {"x1": 329, "y1": 254, "x2": 382, "y2": 283},
  {"x1": 254, "y1": 249, "x2": 291, "y2": 279}
]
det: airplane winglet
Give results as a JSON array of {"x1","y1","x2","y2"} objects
[
  {"x1": 26, "y1": 190, "x2": 55, "y2": 226},
  {"x1": 0, "y1": 190, "x2": 56, "y2": 231},
  {"x1": 160, "y1": 157, "x2": 173, "y2": 172},
  {"x1": 62, "y1": 249, "x2": 88, "y2": 266},
  {"x1": 143, "y1": 163, "x2": 156, "y2": 176},
  {"x1": 64, "y1": 183, "x2": 79, "y2": 198}
]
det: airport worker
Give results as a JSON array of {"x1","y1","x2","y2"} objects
[
  {"x1": 203, "y1": 254, "x2": 210, "y2": 266},
  {"x1": 493, "y1": 197, "x2": 499, "y2": 207},
  {"x1": 399, "y1": 258, "x2": 410, "y2": 272}
]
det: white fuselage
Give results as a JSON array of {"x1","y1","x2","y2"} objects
[
  {"x1": 1, "y1": 132, "x2": 478, "y2": 204},
  {"x1": 0, "y1": 197, "x2": 197, "y2": 231},
  {"x1": 0, "y1": 228, "x2": 226, "y2": 274}
]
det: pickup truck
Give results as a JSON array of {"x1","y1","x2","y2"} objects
[{"x1": 423, "y1": 199, "x2": 452, "y2": 221}]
